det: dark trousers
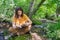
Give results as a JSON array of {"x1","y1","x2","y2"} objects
[{"x1": 0, "y1": 32, "x2": 5, "y2": 40}]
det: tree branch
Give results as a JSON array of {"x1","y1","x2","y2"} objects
[
  {"x1": 28, "y1": 0, "x2": 46, "y2": 20},
  {"x1": 33, "y1": 0, "x2": 45, "y2": 15},
  {"x1": 28, "y1": 0, "x2": 35, "y2": 18}
]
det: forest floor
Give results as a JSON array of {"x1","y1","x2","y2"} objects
[{"x1": 0, "y1": 20, "x2": 57, "y2": 40}]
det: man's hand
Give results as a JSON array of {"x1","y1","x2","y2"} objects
[
  {"x1": 16, "y1": 24, "x2": 22, "y2": 28},
  {"x1": 24, "y1": 21, "x2": 31, "y2": 26},
  {"x1": 13, "y1": 24, "x2": 16, "y2": 28},
  {"x1": 13, "y1": 24, "x2": 22, "y2": 29}
]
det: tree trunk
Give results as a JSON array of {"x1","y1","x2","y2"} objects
[
  {"x1": 28, "y1": 0, "x2": 35, "y2": 19},
  {"x1": 56, "y1": 0, "x2": 60, "y2": 18},
  {"x1": 28, "y1": 0, "x2": 46, "y2": 19},
  {"x1": 33, "y1": 0, "x2": 45, "y2": 15}
]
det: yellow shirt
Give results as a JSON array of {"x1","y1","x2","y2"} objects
[
  {"x1": 9, "y1": 14, "x2": 32, "y2": 34},
  {"x1": 12, "y1": 14, "x2": 30, "y2": 25}
]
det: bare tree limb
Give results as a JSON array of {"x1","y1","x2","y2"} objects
[
  {"x1": 28, "y1": 0, "x2": 35, "y2": 18},
  {"x1": 33, "y1": 0, "x2": 46, "y2": 15},
  {"x1": 56, "y1": 0, "x2": 60, "y2": 17},
  {"x1": 28, "y1": 0, "x2": 46, "y2": 19}
]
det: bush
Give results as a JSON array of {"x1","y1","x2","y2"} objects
[{"x1": 45, "y1": 21, "x2": 60, "y2": 40}]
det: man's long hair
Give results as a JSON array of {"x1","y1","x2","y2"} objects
[{"x1": 15, "y1": 7, "x2": 23, "y2": 18}]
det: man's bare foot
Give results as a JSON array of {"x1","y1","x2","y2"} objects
[{"x1": 31, "y1": 33, "x2": 42, "y2": 40}]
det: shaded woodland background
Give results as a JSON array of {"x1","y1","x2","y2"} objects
[{"x1": 0, "y1": 0, "x2": 60, "y2": 40}]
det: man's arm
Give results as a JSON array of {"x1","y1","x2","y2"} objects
[
  {"x1": 12, "y1": 22, "x2": 16, "y2": 28},
  {"x1": 25, "y1": 18, "x2": 32, "y2": 25}
]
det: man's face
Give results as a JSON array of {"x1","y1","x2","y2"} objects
[{"x1": 17, "y1": 10, "x2": 22, "y2": 16}]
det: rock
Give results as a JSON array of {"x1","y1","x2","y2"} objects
[
  {"x1": 33, "y1": 25, "x2": 44, "y2": 28},
  {"x1": 33, "y1": 23, "x2": 47, "y2": 28}
]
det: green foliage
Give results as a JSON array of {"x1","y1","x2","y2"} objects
[
  {"x1": 33, "y1": 0, "x2": 57, "y2": 19},
  {"x1": 8, "y1": 34, "x2": 31, "y2": 40},
  {"x1": 14, "y1": 0, "x2": 31, "y2": 14},
  {"x1": 0, "y1": 0, "x2": 59, "y2": 40},
  {"x1": 0, "y1": 0, "x2": 58, "y2": 22},
  {"x1": 45, "y1": 21, "x2": 60, "y2": 39}
]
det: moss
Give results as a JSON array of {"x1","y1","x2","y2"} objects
[{"x1": 8, "y1": 34, "x2": 31, "y2": 40}]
